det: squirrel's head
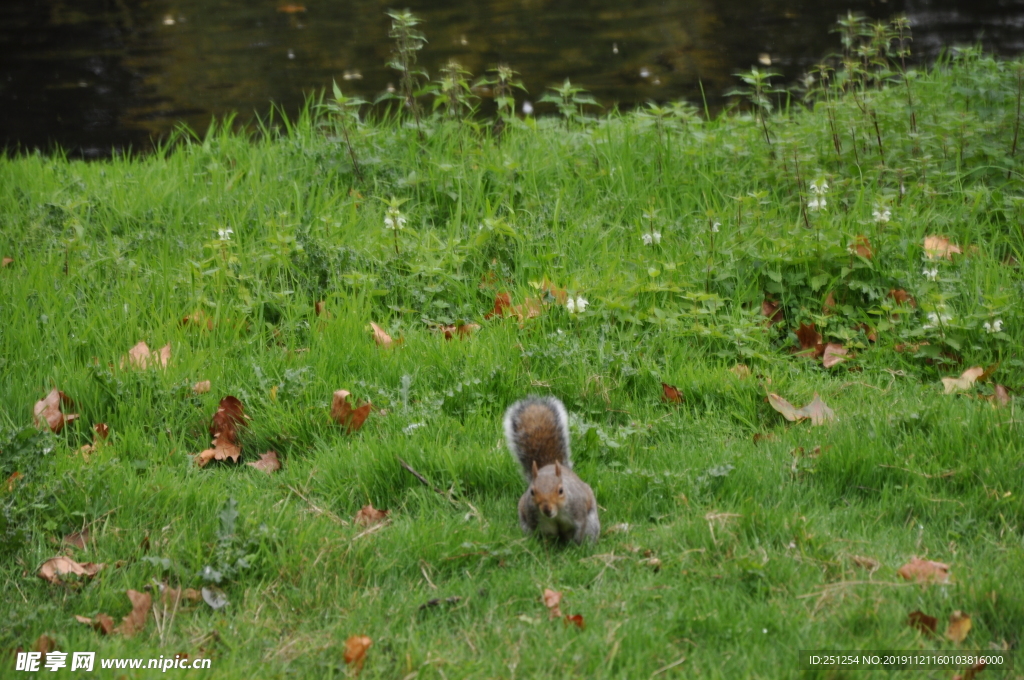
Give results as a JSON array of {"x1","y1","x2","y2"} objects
[{"x1": 530, "y1": 461, "x2": 566, "y2": 518}]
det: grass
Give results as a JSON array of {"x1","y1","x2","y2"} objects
[{"x1": 1, "y1": 36, "x2": 1023, "y2": 679}]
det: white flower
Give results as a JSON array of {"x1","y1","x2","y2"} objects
[
  {"x1": 807, "y1": 197, "x2": 826, "y2": 211},
  {"x1": 922, "y1": 311, "x2": 952, "y2": 330},
  {"x1": 217, "y1": 228, "x2": 233, "y2": 240},
  {"x1": 522, "y1": 101, "x2": 534, "y2": 115},
  {"x1": 641, "y1": 231, "x2": 661, "y2": 245},
  {"x1": 809, "y1": 178, "x2": 829, "y2": 195},
  {"x1": 922, "y1": 267, "x2": 939, "y2": 281},
  {"x1": 384, "y1": 207, "x2": 406, "y2": 230},
  {"x1": 872, "y1": 207, "x2": 891, "y2": 223},
  {"x1": 566, "y1": 296, "x2": 588, "y2": 313},
  {"x1": 711, "y1": 221, "x2": 720, "y2": 233},
  {"x1": 983, "y1": 319, "x2": 1003, "y2": 333}
]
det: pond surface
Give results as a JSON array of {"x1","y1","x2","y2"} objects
[{"x1": 3, "y1": 0, "x2": 1024, "y2": 156}]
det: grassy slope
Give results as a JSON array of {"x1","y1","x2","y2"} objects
[{"x1": 1, "y1": 52, "x2": 1023, "y2": 679}]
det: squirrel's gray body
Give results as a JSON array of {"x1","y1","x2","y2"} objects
[{"x1": 503, "y1": 397, "x2": 600, "y2": 544}]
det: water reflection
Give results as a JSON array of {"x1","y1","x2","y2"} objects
[{"x1": 3, "y1": 0, "x2": 1024, "y2": 156}]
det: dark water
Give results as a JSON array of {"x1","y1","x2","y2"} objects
[{"x1": 3, "y1": 0, "x2": 1024, "y2": 157}]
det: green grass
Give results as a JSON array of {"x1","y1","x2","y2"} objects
[{"x1": 1, "y1": 45, "x2": 1023, "y2": 679}]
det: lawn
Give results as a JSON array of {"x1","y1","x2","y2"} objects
[{"x1": 1, "y1": 18, "x2": 1023, "y2": 679}]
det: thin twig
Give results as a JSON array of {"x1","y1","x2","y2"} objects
[
  {"x1": 651, "y1": 656, "x2": 687, "y2": 677},
  {"x1": 397, "y1": 455, "x2": 459, "y2": 504},
  {"x1": 287, "y1": 485, "x2": 348, "y2": 526},
  {"x1": 877, "y1": 465, "x2": 955, "y2": 479}
]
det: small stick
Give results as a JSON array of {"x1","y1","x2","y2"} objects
[
  {"x1": 287, "y1": 485, "x2": 348, "y2": 526},
  {"x1": 397, "y1": 455, "x2": 457, "y2": 503}
]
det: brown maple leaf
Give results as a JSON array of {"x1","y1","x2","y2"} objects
[
  {"x1": 923, "y1": 235, "x2": 962, "y2": 260},
  {"x1": 542, "y1": 588, "x2": 563, "y2": 619},
  {"x1": 354, "y1": 504, "x2": 389, "y2": 527},
  {"x1": 370, "y1": 322, "x2": 396, "y2": 348},
  {"x1": 331, "y1": 390, "x2": 371, "y2": 433},
  {"x1": 63, "y1": 530, "x2": 91, "y2": 550},
  {"x1": 121, "y1": 341, "x2": 171, "y2": 370},
  {"x1": 38, "y1": 556, "x2": 105, "y2": 584},
  {"x1": 768, "y1": 393, "x2": 836, "y2": 426},
  {"x1": 821, "y1": 343, "x2": 848, "y2": 368},
  {"x1": 941, "y1": 366, "x2": 984, "y2": 394},
  {"x1": 850, "y1": 235, "x2": 873, "y2": 259},
  {"x1": 908, "y1": 609, "x2": 938, "y2": 635},
  {"x1": 794, "y1": 323, "x2": 824, "y2": 357},
  {"x1": 945, "y1": 611, "x2": 972, "y2": 643},
  {"x1": 195, "y1": 396, "x2": 248, "y2": 467},
  {"x1": 897, "y1": 557, "x2": 950, "y2": 584},
  {"x1": 116, "y1": 590, "x2": 151, "y2": 637},
  {"x1": 75, "y1": 613, "x2": 115, "y2": 635},
  {"x1": 343, "y1": 635, "x2": 372, "y2": 674},
  {"x1": 661, "y1": 382, "x2": 684, "y2": 403},
  {"x1": 246, "y1": 450, "x2": 281, "y2": 474},
  {"x1": 33, "y1": 388, "x2": 79, "y2": 433},
  {"x1": 761, "y1": 299, "x2": 784, "y2": 326}
]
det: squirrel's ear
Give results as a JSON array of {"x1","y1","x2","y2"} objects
[
  {"x1": 531, "y1": 460, "x2": 539, "y2": 480},
  {"x1": 554, "y1": 461, "x2": 562, "y2": 477}
]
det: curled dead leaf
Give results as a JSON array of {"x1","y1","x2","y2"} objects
[
  {"x1": 850, "y1": 235, "x2": 873, "y2": 259},
  {"x1": 923, "y1": 235, "x2": 962, "y2": 260},
  {"x1": 1, "y1": 257, "x2": 12, "y2": 267},
  {"x1": 794, "y1": 323, "x2": 824, "y2": 357},
  {"x1": 354, "y1": 504, "x2": 389, "y2": 526},
  {"x1": 195, "y1": 396, "x2": 247, "y2": 467},
  {"x1": 181, "y1": 310, "x2": 213, "y2": 330},
  {"x1": 38, "y1": 556, "x2": 105, "y2": 584},
  {"x1": 768, "y1": 393, "x2": 836, "y2": 426},
  {"x1": 277, "y1": 4, "x2": 306, "y2": 12},
  {"x1": 986, "y1": 384, "x2": 1011, "y2": 408},
  {"x1": 850, "y1": 555, "x2": 880, "y2": 572},
  {"x1": 661, "y1": 382, "x2": 683, "y2": 404},
  {"x1": 908, "y1": 609, "x2": 938, "y2": 635},
  {"x1": 897, "y1": 557, "x2": 950, "y2": 584},
  {"x1": 246, "y1": 450, "x2": 281, "y2": 474},
  {"x1": 485, "y1": 292, "x2": 512, "y2": 320},
  {"x1": 75, "y1": 613, "x2": 115, "y2": 635},
  {"x1": 343, "y1": 635, "x2": 372, "y2": 673},
  {"x1": 192, "y1": 380, "x2": 211, "y2": 395},
  {"x1": 6, "y1": 471, "x2": 23, "y2": 493},
  {"x1": 121, "y1": 341, "x2": 171, "y2": 370},
  {"x1": 94, "y1": 423, "x2": 109, "y2": 440},
  {"x1": 822, "y1": 343, "x2": 848, "y2": 368},
  {"x1": 314, "y1": 300, "x2": 330, "y2": 318},
  {"x1": 822, "y1": 291, "x2": 837, "y2": 315},
  {"x1": 33, "y1": 388, "x2": 79, "y2": 433},
  {"x1": 534, "y1": 278, "x2": 568, "y2": 304},
  {"x1": 946, "y1": 611, "x2": 972, "y2": 643},
  {"x1": 729, "y1": 364, "x2": 752, "y2": 379},
  {"x1": 564, "y1": 614, "x2": 585, "y2": 629},
  {"x1": 63, "y1": 530, "x2": 91, "y2": 550},
  {"x1": 116, "y1": 590, "x2": 151, "y2": 637},
  {"x1": 542, "y1": 588, "x2": 563, "y2": 619},
  {"x1": 159, "y1": 584, "x2": 203, "y2": 608},
  {"x1": 761, "y1": 299, "x2": 784, "y2": 326},
  {"x1": 888, "y1": 289, "x2": 917, "y2": 307},
  {"x1": 331, "y1": 390, "x2": 372, "y2": 433},
  {"x1": 370, "y1": 322, "x2": 396, "y2": 348},
  {"x1": 510, "y1": 297, "x2": 543, "y2": 322},
  {"x1": 941, "y1": 366, "x2": 984, "y2": 394}
]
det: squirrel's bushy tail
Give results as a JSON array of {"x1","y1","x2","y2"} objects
[{"x1": 503, "y1": 396, "x2": 571, "y2": 479}]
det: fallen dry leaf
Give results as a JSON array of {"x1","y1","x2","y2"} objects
[
  {"x1": 75, "y1": 613, "x2": 115, "y2": 635},
  {"x1": 535, "y1": 278, "x2": 569, "y2": 304},
  {"x1": 822, "y1": 343, "x2": 848, "y2": 368},
  {"x1": 986, "y1": 384, "x2": 1011, "y2": 408},
  {"x1": 94, "y1": 423, "x2": 109, "y2": 440},
  {"x1": 923, "y1": 235, "x2": 962, "y2": 260},
  {"x1": 855, "y1": 323, "x2": 878, "y2": 342},
  {"x1": 33, "y1": 388, "x2": 79, "y2": 433},
  {"x1": 794, "y1": 323, "x2": 824, "y2": 357},
  {"x1": 888, "y1": 289, "x2": 917, "y2": 307},
  {"x1": 331, "y1": 390, "x2": 372, "y2": 433},
  {"x1": 729, "y1": 364, "x2": 752, "y2": 379},
  {"x1": 6, "y1": 471, "x2": 23, "y2": 493},
  {"x1": 116, "y1": 590, "x2": 151, "y2": 637},
  {"x1": 768, "y1": 393, "x2": 836, "y2": 426},
  {"x1": 894, "y1": 341, "x2": 929, "y2": 353},
  {"x1": 484, "y1": 292, "x2": 512, "y2": 320},
  {"x1": 63, "y1": 530, "x2": 90, "y2": 550},
  {"x1": 195, "y1": 396, "x2": 247, "y2": 467},
  {"x1": 277, "y1": 4, "x2": 306, "y2": 12},
  {"x1": 954, "y1": 660, "x2": 988, "y2": 680},
  {"x1": 246, "y1": 450, "x2": 281, "y2": 474},
  {"x1": 33, "y1": 634, "x2": 56, "y2": 655},
  {"x1": 941, "y1": 366, "x2": 984, "y2": 394},
  {"x1": 897, "y1": 557, "x2": 951, "y2": 584},
  {"x1": 1, "y1": 257, "x2": 12, "y2": 267},
  {"x1": 180, "y1": 310, "x2": 213, "y2": 330},
  {"x1": 354, "y1": 504, "x2": 389, "y2": 527},
  {"x1": 438, "y1": 323, "x2": 480, "y2": 340},
  {"x1": 159, "y1": 584, "x2": 203, "y2": 608},
  {"x1": 908, "y1": 609, "x2": 938, "y2": 635},
  {"x1": 38, "y1": 556, "x2": 105, "y2": 584},
  {"x1": 370, "y1": 322, "x2": 396, "y2": 348},
  {"x1": 343, "y1": 635, "x2": 372, "y2": 674},
  {"x1": 761, "y1": 299, "x2": 784, "y2": 326},
  {"x1": 314, "y1": 300, "x2": 329, "y2": 318},
  {"x1": 192, "y1": 380, "x2": 211, "y2": 394},
  {"x1": 510, "y1": 297, "x2": 544, "y2": 322},
  {"x1": 661, "y1": 382, "x2": 684, "y2": 403},
  {"x1": 946, "y1": 611, "x2": 972, "y2": 643},
  {"x1": 564, "y1": 614, "x2": 585, "y2": 629},
  {"x1": 850, "y1": 235, "x2": 873, "y2": 259},
  {"x1": 121, "y1": 341, "x2": 171, "y2": 370},
  {"x1": 542, "y1": 588, "x2": 563, "y2": 619}
]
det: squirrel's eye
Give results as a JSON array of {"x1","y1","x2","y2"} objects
[{"x1": 558, "y1": 486, "x2": 564, "y2": 495}]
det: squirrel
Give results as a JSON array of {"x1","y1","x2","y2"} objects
[{"x1": 503, "y1": 396, "x2": 600, "y2": 544}]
